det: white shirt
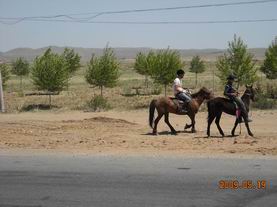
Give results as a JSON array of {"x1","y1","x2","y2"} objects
[{"x1": 173, "y1": 77, "x2": 183, "y2": 95}]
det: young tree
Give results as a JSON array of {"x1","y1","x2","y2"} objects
[
  {"x1": 216, "y1": 35, "x2": 257, "y2": 89},
  {"x1": 12, "y1": 57, "x2": 29, "y2": 90},
  {"x1": 150, "y1": 49, "x2": 183, "y2": 96},
  {"x1": 134, "y1": 51, "x2": 155, "y2": 88},
  {"x1": 189, "y1": 55, "x2": 205, "y2": 88},
  {"x1": 0, "y1": 63, "x2": 10, "y2": 89},
  {"x1": 260, "y1": 37, "x2": 277, "y2": 79},
  {"x1": 85, "y1": 47, "x2": 119, "y2": 97},
  {"x1": 31, "y1": 48, "x2": 68, "y2": 106},
  {"x1": 62, "y1": 48, "x2": 81, "y2": 89}
]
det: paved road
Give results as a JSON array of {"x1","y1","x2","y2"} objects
[{"x1": 0, "y1": 153, "x2": 276, "y2": 207}]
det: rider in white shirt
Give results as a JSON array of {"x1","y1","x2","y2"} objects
[{"x1": 173, "y1": 69, "x2": 191, "y2": 113}]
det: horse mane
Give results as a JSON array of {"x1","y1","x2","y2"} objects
[{"x1": 191, "y1": 87, "x2": 209, "y2": 98}]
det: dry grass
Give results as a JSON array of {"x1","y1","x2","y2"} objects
[{"x1": 3, "y1": 60, "x2": 270, "y2": 113}]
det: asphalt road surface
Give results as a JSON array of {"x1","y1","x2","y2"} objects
[{"x1": 0, "y1": 152, "x2": 276, "y2": 207}]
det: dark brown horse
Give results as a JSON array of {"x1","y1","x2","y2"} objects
[
  {"x1": 149, "y1": 87, "x2": 213, "y2": 135},
  {"x1": 207, "y1": 85, "x2": 255, "y2": 137}
]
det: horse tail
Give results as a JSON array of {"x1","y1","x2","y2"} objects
[{"x1": 149, "y1": 99, "x2": 157, "y2": 128}]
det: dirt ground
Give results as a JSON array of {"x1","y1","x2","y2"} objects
[{"x1": 0, "y1": 109, "x2": 277, "y2": 157}]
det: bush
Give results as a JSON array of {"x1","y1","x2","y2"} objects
[
  {"x1": 86, "y1": 95, "x2": 111, "y2": 111},
  {"x1": 253, "y1": 94, "x2": 277, "y2": 109},
  {"x1": 266, "y1": 82, "x2": 277, "y2": 99},
  {"x1": 0, "y1": 63, "x2": 11, "y2": 89},
  {"x1": 252, "y1": 82, "x2": 277, "y2": 109}
]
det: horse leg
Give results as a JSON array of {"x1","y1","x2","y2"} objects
[
  {"x1": 231, "y1": 119, "x2": 239, "y2": 136},
  {"x1": 242, "y1": 115, "x2": 254, "y2": 137},
  {"x1": 164, "y1": 113, "x2": 177, "y2": 135},
  {"x1": 207, "y1": 114, "x2": 216, "y2": 137},
  {"x1": 153, "y1": 112, "x2": 163, "y2": 135},
  {"x1": 215, "y1": 112, "x2": 225, "y2": 137},
  {"x1": 188, "y1": 113, "x2": 196, "y2": 133},
  {"x1": 184, "y1": 123, "x2": 192, "y2": 130}
]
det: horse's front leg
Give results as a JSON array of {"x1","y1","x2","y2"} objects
[
  {"x1": 243, "y1": 117, "x2": 254, "y2": 137},
  {"x1": 231, "y1": 119, "x2": 239, "y2": 136}
]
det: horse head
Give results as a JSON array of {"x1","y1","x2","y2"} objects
[
  {"x1": 244, "y1": 84, "x2": 255, "y2": 102},
  {"x1": 199, "y1": 87, "x2": 214, "y2": 100}
]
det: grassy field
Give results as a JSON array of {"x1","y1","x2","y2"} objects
[{"x1": 3, "y1": 59, "x2": 274, "y2": 113}]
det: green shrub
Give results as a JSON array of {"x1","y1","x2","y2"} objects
[
  {"x1": 86, "y1": 95, "x2": 111, "y2": 111},
  {"x1": 253, "y1": 94, "x2": 277, "y2": 109},
  {"x1": 266, "y1": 82, "x2": 277, "y2": 99}
]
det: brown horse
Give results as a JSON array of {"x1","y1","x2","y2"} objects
[
  {"x1": 149, "y1": 87, "x2": 213, "y2": 135},
  {"x1": 207, "y1": 85, "x2": 255, "y2": 137}
]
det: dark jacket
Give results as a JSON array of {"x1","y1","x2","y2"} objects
[{"x1": 224, "y1": 83, "x2": 236, "y2": 99}]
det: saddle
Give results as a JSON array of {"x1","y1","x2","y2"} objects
[
  {"x1": 223, "y1": 97, "x2": 239, "y2": 109},
  {"x1": 170, "y1": 97, "x2": 186, "y2": 113},
  {"x1": 170, "y1": 97, "x2": 184, "y2": 104}
]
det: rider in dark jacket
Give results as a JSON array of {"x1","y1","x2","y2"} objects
[{"x1": 224, "y1": 74, "x2": 252, "y2": 123}]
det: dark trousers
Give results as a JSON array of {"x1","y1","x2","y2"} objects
[
  {"x1": 230, "y1": 96, "x2": 248, "y2": 117},
  {"x1": 176, "y1": 92, "x2": 192, "y2": 103}
]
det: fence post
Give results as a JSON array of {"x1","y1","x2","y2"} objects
[{"x1": 0, "y1": 70, "x2": 5, "y2": 112}]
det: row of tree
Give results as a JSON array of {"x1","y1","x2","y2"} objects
[
  {"x1": 135, "y1": 35, "x2": 277, "y2": 93},
  {"x1": 0, "y1": 35, "x2": 277, "y2": 100},
  {"x1": 0, "y1": 47, "x2": 81, "y2": 91}
]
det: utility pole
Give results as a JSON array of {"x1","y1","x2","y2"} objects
[{"x1": 0, "y1": 70, "x2": 5, "y2": 112}]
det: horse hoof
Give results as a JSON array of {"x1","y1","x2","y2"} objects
[
  {"x1": 184, "y1": 124, "x2": 190, "y2": 129},
  {"x1": 171, "y1": 131, "x2": 177, "y2": 135},
  {"x1": 152, "y1": 132, "x2": 158, "y2": 136},
  {"x1": 249, "y1": 133, "x2": 254, "y2": 137},
  {"x1": 191, "y1": 130, "x2": 196, "y2": 133}
]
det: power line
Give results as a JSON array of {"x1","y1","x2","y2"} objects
[
  {"x1": 1, "y1": 0, "x2": 277, "y2": 25},
  {"x1": 3, "y1": 18, "x2": 276, "y2": 25},
  {"x1": 85, "y1": 19, "x2": 277, "y2": 24}
]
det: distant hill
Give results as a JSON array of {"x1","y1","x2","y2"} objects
[{"x1": 0, "y1": 46, "x2": 266, "y2": 63}]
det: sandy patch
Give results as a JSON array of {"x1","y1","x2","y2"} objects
[{"x1": 0, "y1": 109, "x2": 277, "y2": 156}]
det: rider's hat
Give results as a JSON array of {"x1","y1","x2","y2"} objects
[
  {"x1": 227, "y1": 74, "x2": 236, "y2": 80},
  {"x1": 177, "y1": 69, "x2": 185, "y2": 75}
]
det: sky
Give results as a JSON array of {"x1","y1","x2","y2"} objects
[{"x1": 0, "y1": 0, "x2": 277, "y2": 52}]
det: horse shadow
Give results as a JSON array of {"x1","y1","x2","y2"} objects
[
  {"x1": 142, "y1": 130, "x2": 194, "y2": 136},
  {"x1": 193, "y1": 135, "x2": 239, "y2": 139}
]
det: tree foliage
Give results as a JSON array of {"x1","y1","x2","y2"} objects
[
  {"x1": 134, "y1": 51, "x2": 154, "y2": 76},
  {"x1": 134, "y1": 51, "x2": 155, "y2": 88},
  {"x1": 0, "y1": 63, "x2": 10, "y2": 89},
  {"x1": 216, "y1": 35, "x2": 257, "y2": 88},
  {"x1": 62, "y1": 48, "x2": 81, "y2": 75},
  {"x1": 150, "y1": 49, "x2": 183, "y2": 95},
  {"x1": 85, "y1": 47, "x2": 119, "y2": 96},
  {"x1": 12, "y1": 57, "x2": 30, "y2": 90},
  {"x1": 12, "y1": 57, "x2": 29, "y2": 76},
  {"x1": 189, "y1": 55, "x2": 205, "y2": 87},
  {"x1": 260, "y1": 37, "x2": 277, "y2": 79},
  {"x1": 31, "y1": 48, "x2": 68, "y2": 93}
]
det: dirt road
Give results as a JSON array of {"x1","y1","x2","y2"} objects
[{"x1": 0, "y1": 109, "x2": 277, "y2": 156}]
